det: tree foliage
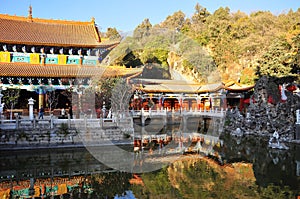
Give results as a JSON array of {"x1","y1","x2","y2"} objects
[
  {"x1": 3, "y1": 87, "x2": 20, "y2": 120},
  {"x1": 106, "y1": 27, "x2": 121, "y2": 40},
  {"x1": 110, "y1": 78, "x2": 133, "y2": 112},
  {"x1": 257, "y1": 38, "x2": 293, "y2": 78},
  {"x1": 106, "y1": 5, "x2": 300, "y2": 84},
  {"x1": 133, "y1": 18, "x2": 152, "y2": 39}
]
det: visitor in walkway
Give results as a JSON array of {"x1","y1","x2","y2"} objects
[
  {"x1": 38, "y1": 105, "x2": 44, "y2": 119},
  {"x1": 68, "y1": 106, "x2": 73, "y2": 119},
  {"x1": 61, "y1": 108, "x2": 65, "y2": 116}
]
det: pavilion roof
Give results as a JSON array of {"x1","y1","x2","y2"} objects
[
  {"x1": 197, "y1": 82, "x2": 224, "y2": 93},
  {"x1": 0, "y1": 62, "x2": 143, "y2": 78},
  {"x1": 133, "y1": 79, "x2": 201, "y2": 93},
  {"x1": 0, "y1": 14, "x2": 102, "y2": 47},
  {"x1": 133, "y1": 78, "x2": 254, "y2": 93},
  {"x1": 224, "y1": 80, "x2": 255, "y2": 91}
]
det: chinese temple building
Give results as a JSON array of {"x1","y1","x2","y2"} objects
[
  {"x1": 0, "y1": 7, "x2": 142, "y2": 115},
  {"x1": 130, "y1": 78, "x2": 255, "y2": 112}
]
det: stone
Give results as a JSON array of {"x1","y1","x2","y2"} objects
[{"x1": 224, "y1": 76, "x2": 300, "y2": 143}]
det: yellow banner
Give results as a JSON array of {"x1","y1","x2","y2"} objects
[
  {"x1": 30, "y1": 53, "x2": 40, "y2": 64},
  {"x1": 58, "y1": 54, "x2": 67, "y2": 65},
  {"x1": 0, "y1": 51, "x2": 11, "y2": 63}
]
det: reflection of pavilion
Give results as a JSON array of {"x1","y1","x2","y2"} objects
[{"x1": 133, "y1": 130, "x2": 223, "y2": 156}]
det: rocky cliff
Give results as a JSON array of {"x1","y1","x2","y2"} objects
[{"x1": 224, "y1": 76, "x2": 300, "y2": 142}]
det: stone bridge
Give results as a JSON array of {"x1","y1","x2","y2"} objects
[{"x1": 132, "y1": 108, "x2": 226, "y2": 135}]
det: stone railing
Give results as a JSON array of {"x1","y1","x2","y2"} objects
[{"x1": 0, "y1": 114, "x2": 133, "y2": 131}]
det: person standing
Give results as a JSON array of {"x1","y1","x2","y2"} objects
[
  {"x1": 68, "y1": 106, "x2": 73, "y2": 119},
  {"x1": 38, "y1": 105, "x2": 44, "y2": 119},
  {"x1": 61, "y1": 108, "x2": 66, "y2": 118}
]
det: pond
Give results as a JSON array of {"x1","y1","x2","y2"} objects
[{"x1": 0, "y1": 130, "x2": 299, "y2": 198}]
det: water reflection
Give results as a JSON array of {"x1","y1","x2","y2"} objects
[
  {"x1": 218, "y1": 133, "x2": 300, "y2": 191},
  {"x1": 0, "y1": 131, "x2": 299, "y2": 198}
]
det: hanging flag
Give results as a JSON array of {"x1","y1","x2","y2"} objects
[
  {"x1": 0, "y1": 51, "x2": 11, "y2": 63},
  {"x1": 30, "y1": 53, "x2": 40, "y2": 64},
  {"x1": 58, "y1": 54, "x2": 67, "y2": 65}
]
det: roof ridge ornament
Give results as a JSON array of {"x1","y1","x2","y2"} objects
[
  {"x1": 2, "y1": 45, "x2": 7, "y2": 52},
  {"x1": 12, "y1": 45, "x2": 17, "y2": 52},
  {"x1": 87, "y1": 49, "x2": 91, "y2": 56},
  {"x1": 22, "y1": 46, "x2": 26, "y2": 53},
  {"x1": 28, "y1": 5, "x2": 33, "y2": 21}
]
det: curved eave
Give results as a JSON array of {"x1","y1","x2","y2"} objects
[
  {"x1": 0, "y1": 63, "x2": 143, "y2": 78},
  {"x1": 0, "y1": 40, "x2": 102, "y2": 48},
  {"x1": 0, "y1": 40, "x2": 120, "y2": 49},
  {"x1": 197, "y1": 83, "x2": 224, "y2": 93},
  {"x1": 137, "y1": 84, "x2": 200, "y2": 94},
  {"x1": 140, "y1": 88, "x2": 199, "y2": 93},
  {"x1": 224, "y1": 85, "x2": 255, "y2": 91}
]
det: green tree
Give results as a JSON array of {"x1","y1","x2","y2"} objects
[
  {"x1": 106, "y1": 27, "x2": 121, "y2": 40},
  {"x1": 192, "y1": 3, "x2": 210, "y2": 24},
  {"x1": 133, "y1": 18, "x2": 152, "y2": 40},
  {"x1": 189, "y1": 3, "x2": 210, "y2": 45},
  {"x1": 160, "y1": 10, "x2": 187, "y2": 31},
  {"x1": 287, "y1": 34, "x2": 300, "y2": 81},
  {"x1": 3, "y1": 87, "x2": 20, "y2": 120},
  {"x1": 257, "y1": 38, "x2": 293, "y2": 78}
]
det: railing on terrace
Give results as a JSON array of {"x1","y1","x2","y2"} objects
[
  {"x1": 0, "y1": 115, "x2": 130, "y2": 130},
  {"x1": 0, "y1": 108, "x2": 229, "y2": 130}
]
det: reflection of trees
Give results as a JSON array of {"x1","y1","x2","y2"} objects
[
  {"x1": 132, "y1": 156, "x2": 296, "y2": 198},
  {"x1": 131, "y1": 167, "x2": 180, "y2": 198},
  {"x1": 218, "y1": 133, "x2": 299, "y2": 194},
  {"x1": 90, "y1": 172, "x2": 132, "y2": 198}
]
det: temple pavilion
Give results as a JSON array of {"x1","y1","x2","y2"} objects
[
  {"x1": 0, "y1": 7, "x2": 255, "y2": 118},
  {"x1": 130, "y1": 78, "x2": 255, "y2": 112},
  {"x1": 0, "y1": 7, "x2": 142, "y2": 117}
]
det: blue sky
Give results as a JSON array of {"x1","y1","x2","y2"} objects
[{"x1": 0, "y1": 0, "x2": 299, "y2": 32}]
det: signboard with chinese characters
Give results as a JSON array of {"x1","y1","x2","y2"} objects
[{"x1": 12, "y1": 52, "x2": 30, "y2": 63}]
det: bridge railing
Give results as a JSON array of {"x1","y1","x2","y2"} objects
[
  {"x1": 0, "y1": 107, "x2": 227, "y2": 130},
  {"x1": 132, "y1": 107, "x2": 226, "y2": 118}
]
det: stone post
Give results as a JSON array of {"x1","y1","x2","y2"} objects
[
  {"x1": 28, "y1": 98, "x2": 35, "y2": 120},
  {"x1": 50, "y1": 114, "x2": 53, "y2": 129},
  {"x1": 296, "y1": 109, "x2": 300, "y2": 140},
  {"x1": 68, "y1": 114, "x2": 71, "y2": 128},
  {"x1": 163, "y1": 108, "x2": 167, "y2": 125},
  {"x1": 84, "y1": 114, "x2": 87, "y2": 130},
  {"x1": 183, "y1": 115, "x2": 187, "y2": 133},
  {"x1": 0, "y1": 87, "x2": 3, "y2": 120},
  {"x1": 16, "y1": 115, "x2": 19, "y2": 129},
  {"x1": 141, "y1": 108, "x2": 145, "y2": 126}
]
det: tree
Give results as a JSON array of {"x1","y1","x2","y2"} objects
[
  {"x1": 133, "y1": 18, "x2": 152, "y2": 39},
  {"x1": 192, "y1": 3, "x2": 210, "y2": 24},
  {"x1": 160, "y1": 10, "x2": 187, "y2": 31},
  {"x1": 188, "y1": 4, "x2": 211, "y2": 45},
  {"x1": 106, "y1": 27, "x2": 121, "y2": 40},
  {"x1": 46, "y1": 89, "x2": 59, "y2": 113},
  {"x1": 3, "y1": 87, "x2": 20, "y2": 120},
  {"x1": 257, "y1": 38, "x2": 293, "y2": 78},
  {"x1": 287, "y1": 34, "x2": 300, "y2": 81},
  {"x1": 110, "y1": 78, "x2": 133, "y2": 113}
]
